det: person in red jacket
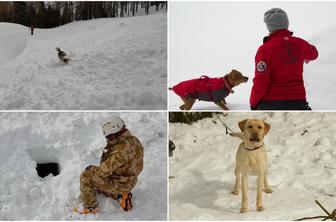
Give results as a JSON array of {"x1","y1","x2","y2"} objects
[
  {"x1": 250, "y1": 8, "x2": 318, "y2": 110},
  {"x1": 30, "y1": 24, "x2": 34, "y2": 36}
]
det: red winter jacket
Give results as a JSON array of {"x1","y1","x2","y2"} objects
[
  {"x1": 250, "y1": 29, "x2": 318, "y2": 108},
  {"x1": 172, "y1": 76, "x2": 231, "y2": 98}
]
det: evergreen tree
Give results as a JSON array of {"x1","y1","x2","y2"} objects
[{"x1": 0, "y1": 1, "x2": 167, "y2": 28}]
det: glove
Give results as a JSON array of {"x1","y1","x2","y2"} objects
[{"x1": 85, "y1": 165, "x2": 94, "y2": 171}]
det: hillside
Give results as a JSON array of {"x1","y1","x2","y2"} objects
[{"x1": 0, "y1": 13, "x2": 167, "y2": 110}]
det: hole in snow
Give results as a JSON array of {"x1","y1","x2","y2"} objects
[{"x1": 36, "y1": 162, "x2": 60, "y2": 178}]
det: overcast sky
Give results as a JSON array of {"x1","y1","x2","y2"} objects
[{"x1": 169, "y1": 1, "x2": 336, "y2": 83}]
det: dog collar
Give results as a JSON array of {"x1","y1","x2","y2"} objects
[
  {"x1": 243, "y1": 143, "x2": 264, "y2": 151},
  {"x1": 223, "y1": 76, "x2": 234, "y2": 94}
]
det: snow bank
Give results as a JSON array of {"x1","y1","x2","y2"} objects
[
  {"x1": 0, "y1": 13, "x2": 167, "y2": 110},
  {"x1": 170, "y1": 112, "x2": 336, "y2": 220},
  {"x1": 0, "y1": 112, "x2": 167, "y2": 220},
  {"x1": 169, "y1": 2, "x2": 336, "y2": 110},
  {"x1": 0, "y1": 23, "x2": 29, "y2": 65}
]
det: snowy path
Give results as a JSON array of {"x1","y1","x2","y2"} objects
[
  {"x1": 169, "y1": 112, "x2": 336, "y2": 220},
  {"x1": 0, "y1": 13, "x2": 167, "y2": 110},
  {"x1": 0, "y1": 112, "x2": 167, "y2": 220}
]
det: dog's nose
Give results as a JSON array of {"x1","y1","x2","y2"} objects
[{"x1": 251, "y1": 133, "x2": 258, "y2": 138}]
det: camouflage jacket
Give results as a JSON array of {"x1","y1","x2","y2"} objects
[{"x1": 91, "y1": 130, "x2": 144, "y2": 192}]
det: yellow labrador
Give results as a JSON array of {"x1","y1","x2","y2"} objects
[{"x1": 230, "y1": 119, "x2": 272, "y2": 213}]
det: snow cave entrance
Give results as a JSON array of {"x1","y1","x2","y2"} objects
[{"x1": 36, "y1": 162, "x2": 60, "y2": 178}]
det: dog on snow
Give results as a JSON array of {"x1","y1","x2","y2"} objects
[
  {"x1": 56, "y1": 47, "x2": 69, "y2": 64},
  {"x1": 170, "y1": 70, "x2": 248, "y2": 110},
  {"x1": 230, "y1": 119, "x2": 272, "y2": 213}
]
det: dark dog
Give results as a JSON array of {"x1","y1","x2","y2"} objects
[
  {"x1": 56, "y1": 47, "x2": 69, "y2": 64},
  {"x1": 170, "y1": 69, "x2": 248, "y2": 110}
]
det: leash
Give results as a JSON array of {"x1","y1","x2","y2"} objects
[{"x1": 214, "y1": 114, "x2": 235, "y2": 135}]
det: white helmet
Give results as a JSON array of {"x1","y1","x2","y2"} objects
[{"x1": 102, "y1": 116, "x2": 125, "y2": 137}]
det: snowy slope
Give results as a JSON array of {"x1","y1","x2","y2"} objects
[
  {"x1": 304, "y1": 26, "x2": 336, "y2": 110},
  {"x1": 169, "y1": 2, "x2": 336, "y2": 110},
  {"x1": 0, "y1": 23, "x2": 29, "y2": 65},
  {"x1": 0, "y1": 112, "x2": 167, "y2": 220},
  {"x1": 170, "y1": 112, "x2": 336, "y2": 220},
  {"x1": 0, "y1": 13, "x2": 167, "y2": 110}
]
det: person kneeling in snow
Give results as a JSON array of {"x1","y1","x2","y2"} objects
[
  {"x1": 80, "y1": 116, "x2": 144, "y2": 213},
  {"x1": 250, "y1": 8, "x2": 318, "y2": 110}
]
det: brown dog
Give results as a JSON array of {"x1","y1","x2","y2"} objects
[
  {"x1": 230, "y1": 119, "x2": 272, "y2": 213},
  {"x1": 170, "y1": 70, "x2": 248, "y2": 110}
]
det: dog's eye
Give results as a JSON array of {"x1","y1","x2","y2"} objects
[
  {"x1": 257, "y1": 126, "x2": 262, "y2": 129},
  {"x1": 248, "y1": 126, "x2": 252, "y2": 128}
]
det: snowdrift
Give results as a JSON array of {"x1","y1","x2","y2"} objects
[
  {"x1": 0, "y1": 13, "x2": 167, "y2": 110},
  {"x1": 170, "y1": 112, "x2": 336, "y2": 220},
  {"x1": 0, "y1": 112, "x2": 167, "y2": 220},
  {"x1": 0, "y1": 23, "x2": 29, "y2": 65}
]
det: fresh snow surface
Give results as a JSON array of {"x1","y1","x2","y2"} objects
[
  {"x1": 0, "y1": 13, "x2": 167, "y2": 110},
  {"x1": 169, "y1": 2, "x2": 336, "y2": 110},
  {"x1": 0, "y1": 112, "x2": 167, "y2": 220},
  {"x1": 170, "y1": 112, "x2": 336, "y2": 220}
]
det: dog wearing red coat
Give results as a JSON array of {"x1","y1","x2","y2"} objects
[{"x1": 170, "y1": 69, "x2": 248, "y2": 110}]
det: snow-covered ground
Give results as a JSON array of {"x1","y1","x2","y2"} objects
[
  {"x1": 0, "y1": 12, "x2": 167, "y2": 110},
  {"x1": 169, "y1": 112, "x2": 336, "y2": 220},
  {"x1": 169, "y1": 2, "x2": 336, "y2": 110},
  {"x1": 0, "y1": 112, "x2": 167, "y2": 220}
]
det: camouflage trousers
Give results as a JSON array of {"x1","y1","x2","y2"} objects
[{"x1": 80, "y1": 169, "x2": 121, "y2": 208}]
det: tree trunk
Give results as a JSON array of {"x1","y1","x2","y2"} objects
[{"x1": 146, "y1": 2, "x2": 149, "y2": 15}]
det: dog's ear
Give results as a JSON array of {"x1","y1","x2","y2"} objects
[
  {"x1": 238, "y1": 119, "x2": 248, "y2": 132},
  {"x1": 263, "y1": 121, "x2": 271, "y2": 135}
]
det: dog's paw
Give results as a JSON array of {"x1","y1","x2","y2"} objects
[
  {"x1": 257, "y1": 206, "x2": 265, "y2": 212},
  {"x1": 231, "y1": 190, "x2": 239, "y2": 195},
  {"x1": 264, "y1": 187, "x2": 273, "y2": 193},
  {"x1": 240, "y1": 206, "x2": 248, "y2": 213}
]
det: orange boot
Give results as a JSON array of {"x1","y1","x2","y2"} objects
[{"x1": 119, "y1": 192, "x2": 132, "y2": 212}]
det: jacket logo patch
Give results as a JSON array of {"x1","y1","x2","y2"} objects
[{"x1": 257, "y1": 61, "x2": 267, "y2": 72}]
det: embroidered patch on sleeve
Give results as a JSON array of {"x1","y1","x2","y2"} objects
[{"x1": 257, "y1": 61, "x2": 267, "y2": 72}]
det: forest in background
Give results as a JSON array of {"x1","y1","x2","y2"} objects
[{"x1": 0, "y1": 1, "x2": 167, "y2": 28}]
